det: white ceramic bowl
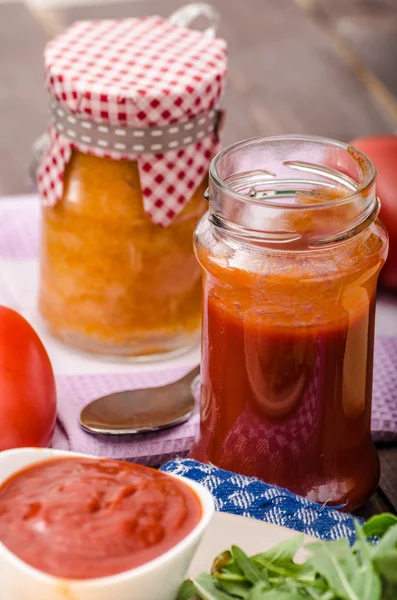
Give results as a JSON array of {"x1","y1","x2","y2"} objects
[{"x1": 0, "y1": 448, "x2": 214, "y2": 600}]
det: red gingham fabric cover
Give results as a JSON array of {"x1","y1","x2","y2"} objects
[{"x1": 38, "y1": 16, "x2": 227, "y2": 226}]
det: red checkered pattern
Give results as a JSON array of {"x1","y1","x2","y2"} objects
[{"x1": 38, "y1": 16, "x2": 227, "y2": 226}]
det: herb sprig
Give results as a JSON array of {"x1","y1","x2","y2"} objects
[{"x1": 178, "y1": 513, "x2": 397, "y2": 600}]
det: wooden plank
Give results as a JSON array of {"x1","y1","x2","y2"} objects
[
  {"x1": 39, "y1": 0, "x2": 182, "y2": 36},
  {"x1": 315, "y1": 0, "x2": 397, "y2": 98},
  {"x1": 48, "y1": 0, "x2": 395, "y2": 145},
  {"x1": 355, "y1": 488, "x2": 393, "y2": 519},
  {"x1": 316, "y1": 0, "x2": 397, "y2": 21},
  {"x1": 355, "y1": 446, "x2": 397, "y2": 518},
  {"x1": 301, "y1": 0, "x2": 397, "y2": 125},
  {"x1": 354, "y1": 447, "x2": 397, "y2": 518},
  {"x1": 0, "y1": 3, "x2": 48, "y2": 196}
]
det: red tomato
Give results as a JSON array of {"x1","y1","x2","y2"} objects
[
  {"x1": 351, "y1": 136, "x2": 397, "y2": 290},
  {"x1": 0, "y1": 307, "x2": 56, "y2": 450}
]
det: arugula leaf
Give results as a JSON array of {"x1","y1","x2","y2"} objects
[
  {"x1": 373, "y1": 550, "x2": 397, "y2": 583},
  {"x1": 178, "y1": 515, "x2": 397, "y2": 600},
  {"x1": 350, "y1": 522, "x2": 381, "y2": 600},
  {"x1": 362, "y1": 514, "x2": 397, "y2": 540},
  {"x1": 217, "y1": 579, "x2": 252, "y2": 598},
  {"x1": 248, "y1": 584, "x2": 307, "y2": 600},
  {"x1": 192, "y1": 573, "x2": 235, "y2": 600},
  {"x1": 253, "y1": 534, "x2": 305, "y2": 565},
  {"x1": 373, "y1": 523, "x2": 397, "y2": 555},
  {"x1": 382, "y1": 580, "x2": 397, "y2": 600},
  {"x1": 306, "y1": 539, "x2": 360, "y2": 600},
  {"x1": 254, "y1": 554, "x2": 315, "y2": 583},
  {"x1": 177, "y1": 580, "x2": 200, "y2": 600},
  {"x1": 216, "y1": 571, "x2": 247, "y2": 582},
  {"x1": 232, "y1": 546, "x2": 269, "y2": 585},
  {"x1": 246, "y1": 583, "x2": 270, "y2": 600}
]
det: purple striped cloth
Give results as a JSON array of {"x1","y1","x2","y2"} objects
[
  {"x1": 52, "y1": 365, "x2": 200, "y2": 465},
  {"x1": 50, "y1": 335, "x2": 397, "y2": 463},
  {"x1": 372, "y1": 335, "x2": 397, "y2": 443},
  {"x1": 0, "y1": 198, "x2": 40, "y2": 259}
]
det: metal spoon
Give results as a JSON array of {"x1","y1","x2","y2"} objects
[{"x1": 79, "y1": 366, "x2": 200, "y2": 435}]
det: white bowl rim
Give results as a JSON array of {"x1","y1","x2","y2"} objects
[{"x1": 0, "y1": 447, "x2": 214, "y2": 587}]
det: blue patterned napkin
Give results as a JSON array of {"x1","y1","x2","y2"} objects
[{"x1": 160, "y1": 459, "x2": 361, "y2": 543}]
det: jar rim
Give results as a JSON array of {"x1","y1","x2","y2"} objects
[{"x1": 210, "y1": 134, "x2": 377, "y2": 210}]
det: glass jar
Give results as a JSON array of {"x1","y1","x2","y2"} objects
[
  {"x1": 37, "y1": 7, "x2": 227, "y2": 359},
  {"x1": 191, "y1": 135, "x2": 388, "y2": 510},
  {"x1": 39, "y1": 151, "x2": 207, "y2": 358}
]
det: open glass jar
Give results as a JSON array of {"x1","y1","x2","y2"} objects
[
  {"x1": 191, "y1": 135, "x2": 388, "y2": 510},
  {"x1": 37, "y1": 8, "x2": 227, "y2": 359}
]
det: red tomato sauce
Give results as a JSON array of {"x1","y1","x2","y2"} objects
[
  {"x1": 191, "y1": 220, "x2": 387, "y2": 509},
  {"x1": 192, "y1": 293, "x2": 378, "y2": 509},
  {"x1": 0, "y1": 457, "x2": 202, "y2": 579}
]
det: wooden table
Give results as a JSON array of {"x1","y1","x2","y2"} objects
[{"x1": 0, "y1": 0, "x2": 396, "y2": 516}]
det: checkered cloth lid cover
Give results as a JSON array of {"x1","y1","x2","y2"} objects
[{"x1": 38, "y1": 15, "x2": 227, "y2": 226}]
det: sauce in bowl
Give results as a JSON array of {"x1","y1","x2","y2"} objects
[{"x1": 0, "y1": 457, "x2": 202, "y2": 580}]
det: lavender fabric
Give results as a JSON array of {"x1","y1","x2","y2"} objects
[
  {"x1": 49, "y1": 336, "x2": 397, "y2": 463},
  {"x1": 0, "y1": 200, "x2": 40, "y2": 259},
  {"x1": 53, "y1": 365, "x2": 200, "y2": 465},
  {"x1": 372, "y1": 335, "x2": 397, "y2": 443}
]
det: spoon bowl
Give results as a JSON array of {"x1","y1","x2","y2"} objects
[{"x1": 79, "y1": 366, "x2": 200, "y2": 435}]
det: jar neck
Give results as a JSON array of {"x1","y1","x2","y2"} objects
[{"x1": 208, "y1": 135, "x2": 378, "y2": 251}]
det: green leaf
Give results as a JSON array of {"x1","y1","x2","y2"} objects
[
  {"x1": 216, "y1": 572, "x2": 247, "y2": 582},
  {"x1": 248, "y1": 581, "x2": 302, "y2": 599},
  {"x1": 176, "y1": 580, "x2": 201, "y2": 600},
  {"x1": 373, "y1": 523, "x2": 397, "y2": 556},
  {"x1": 349, "y1": 522, "x2": 381, "y2": 600},
  {"x1": 373, "y1": 549, "x2": 397, "y2": 583},
  {"x1": 307, "y1": 539, "x2": 360, "y2": 600},
  {"x1": 192, "y1": 573, "x2": 236, "y2": 600},
  {"x1": 252, "y1": 586, "x2": 308, "y2": 599},
  {"x1": 382, "y1": 580, "x2": 397, "y2": 600},
  {"x1": 304, "y1": 589, "x2": 336, "y2": 600},
  {"x1": 247, "y1": 582, "x2": 270, "y2": 600},
  {"x1": 255, "y1": 554, "x2": 315, "y2": 583},
  {"x1": 362, "y1": 514, "x2": 397, "y2": 540},
  {"x1": 180, "y1": 513, "x2": 397, "y2": 600},
  {"x1": 253, "y1": 534, "x2": 305, "y2": 565},
  {"x1": 218, "y1": 579, "x2": 251, "y2": 598},
  {"x1": 232, "y1": 546, "x2": 269, "y2": 585}
]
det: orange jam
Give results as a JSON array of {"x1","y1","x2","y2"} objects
[{"x1": 39, "y1": 151, "x2": 207, "y2": 357}]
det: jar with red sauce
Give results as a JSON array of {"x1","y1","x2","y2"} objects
[{"x1": 191, "y1": 135, "x2": 388, "y2": 510}]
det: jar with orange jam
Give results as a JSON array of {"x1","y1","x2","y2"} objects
[
  {"x1": 37, "y1": 8, "x2": 227, "y2": 358},
  {"x1": 191, "y1": 136, "x2": 388, "y2": 510}
]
